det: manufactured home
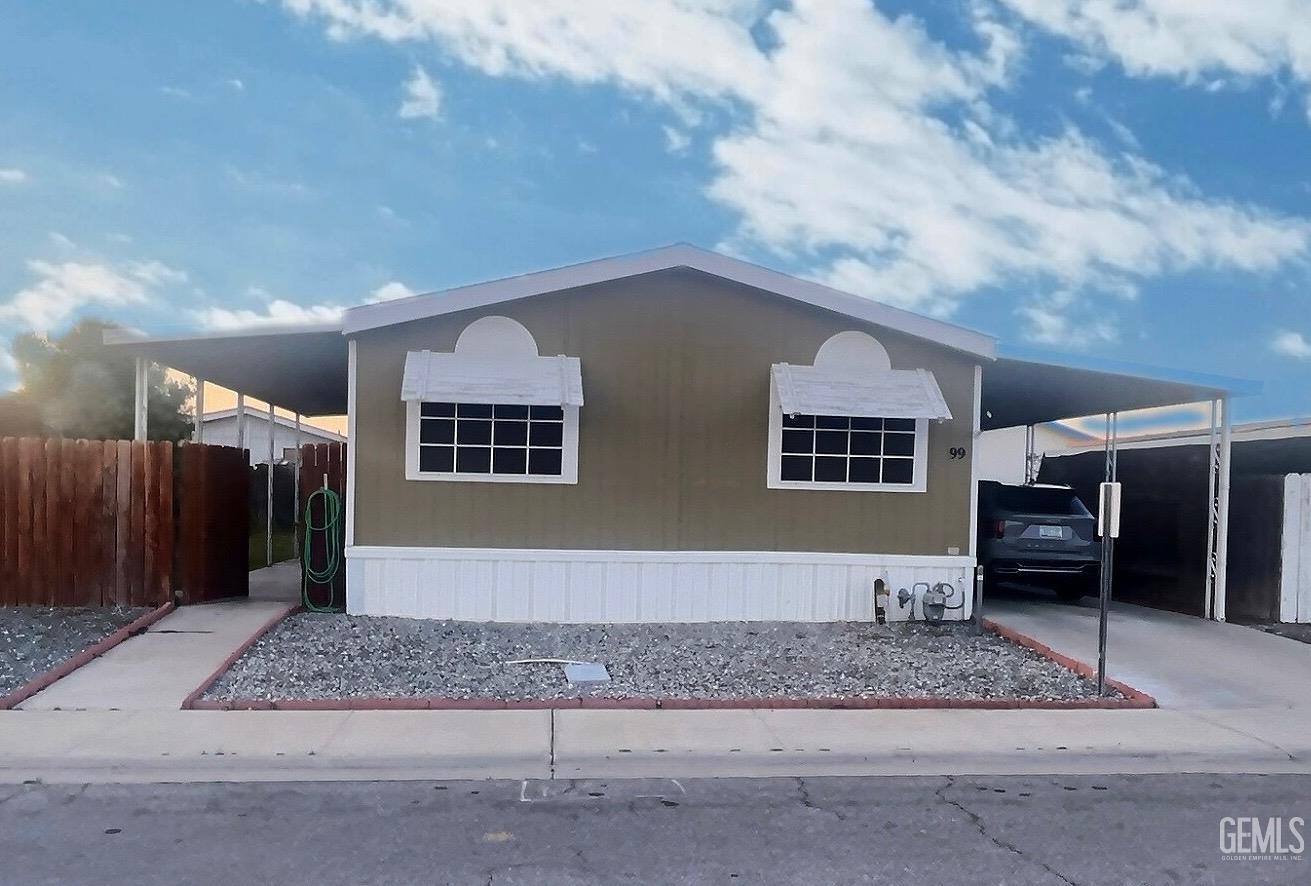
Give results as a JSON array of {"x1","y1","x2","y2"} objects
[{"x1": 108, "y1": 245, "x2": 1250, "y2": 622}]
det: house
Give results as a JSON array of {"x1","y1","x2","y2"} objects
[
  {"x1": 200, "y1": 406, "x2": 344, "y2": 466},
  {"x1": 1042, "y1": 418, "x2": 1311, "y2": 623},
  {"x1": 976, "y1": 421, "x2": 1099, "y2": 485},
  {"x1": 106, "y1": 245, "x2": 1250, "y2": 623}
]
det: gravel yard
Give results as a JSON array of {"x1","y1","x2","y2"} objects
[
  {"x1": 0, "y1": 607, "x2": 148, "y2": 696},
  {"x1": 205, "y1": 614, "x2": 1116, "y2": 702}
]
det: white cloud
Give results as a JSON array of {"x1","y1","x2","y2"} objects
[
  {"x1": 283, "y1": 0, "x2": 1311, "y2": 320},
  {"x1": 0, "y1": 258, "x2": 187, "y2": 333},
  {"x1": 662, "y1": 125, "x2": 691, "y2": 154},
  {"x1": 228, "y1": 78, "x2": 245, "y2": 91},
  {"x1": 368, "y1": 280, "x2": 417, "y2": 302},
  {"x1": 48, "y1": 231, "x2": 76, "y2": 249},
  {"x1": 997, "y1": 0, "x2": 1311, "y2": 115},
  {"x1": 398, "y1": 64, "x2": 442, "y2": 119},
  {"x1": 0, "y1": 168, "x2": 27, "y2": 184},
  {"x1": 99, "y1": 173, "x2": 125, "y2": 190},
  {"x1": 1272, "y1": 328, "x2": 1311, "y2": 358},
  {"x1": 159, "y1": 85, "x2": 193, "y2": 99},
  {"x1": 195, "y1": 298, "x2": 345, "y2": 331},
  {"x1": 1016, "y1": 290, "x2": 1119, "y2": 347}
]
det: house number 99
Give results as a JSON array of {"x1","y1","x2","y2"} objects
[{"x1": 948, "y1": 447, "x2": 967, "y2": 460}]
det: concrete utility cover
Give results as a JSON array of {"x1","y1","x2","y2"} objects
[{"x1": 563, "y1": 662, "x2": 610, "y2": 684}]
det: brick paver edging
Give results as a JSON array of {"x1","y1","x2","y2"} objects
[
  {"x1": 0, "y1": 602, "x2": 176, "y2": 710},
  {"x1": 187, "y1": 614, "x2": 1156, "y2": 711},
  {"x1": 180, "y1": 602, "x2": 300, "y2": 710}
]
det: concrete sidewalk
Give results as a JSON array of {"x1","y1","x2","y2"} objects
[
  {"x1": 0, "y1": 703, "x2": 1308, "y2": 784},
  {"x1": 18, "y1": 601, "x2": 293, "y2": 711}
]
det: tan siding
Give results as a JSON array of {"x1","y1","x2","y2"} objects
[{"x1": 353, "y1": 268, "x2": 976, "y2": 554}]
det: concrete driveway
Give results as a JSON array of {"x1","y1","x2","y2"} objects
[{"x1": 986, "y1": 588, "x2": 1311, "y2": 710}]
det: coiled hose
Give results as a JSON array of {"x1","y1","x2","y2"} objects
[{"x1": 301, "y1": 486, "x2": 343, "y2": 613}]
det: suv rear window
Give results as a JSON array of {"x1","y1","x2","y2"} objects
[{"x1": 993, "y1": 486, "x2": 1090, "y2": 515}]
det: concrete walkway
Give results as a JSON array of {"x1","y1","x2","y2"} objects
[{"x1": 18, "y1": 600, "x2": 293, "y2": 711}]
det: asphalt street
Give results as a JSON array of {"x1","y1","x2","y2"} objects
[{"x1": 1, "y1": 775, "x2": 1307, "y2": 885}]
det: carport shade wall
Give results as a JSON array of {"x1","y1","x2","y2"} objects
[{"x1": 349, "y1": 267, "x2": 978, "y2": 555}]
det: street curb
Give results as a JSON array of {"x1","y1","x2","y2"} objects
[
  {"x1": 0, "y1": 602, "x2": 175, "y2": 710},
  {"x1": 180, "y1": 602, "x2": 300, "y2": 711},
  {"x1": 981, "y1": 618, "x2": 1156, "y2": 708},
  {"x1": 193, "y1": 616, "x2": 1155, "y2": 712}
]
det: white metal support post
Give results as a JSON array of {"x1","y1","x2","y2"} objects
[
  {"x1": 1204, "y1": 397, "x2": 1233, "y2": 621},
  {"x1": 1215, "y1": 397, "x2": 1233, "y2": 621},
  {"x1": 1024, "y1": 424, "x2": 1037, "y2": 484},
  {"x1": 133, "y1": 358, "x2": 148, "y2": 441},
  {"x1": 235, "y1": 393, "x2": 246, "y2": 452},
  {"x1": 267, "y1": 402, "x2": 275, "y2": 568},
  {"x1": 1096, "y1": 412, "x2": 1118, "y2": 695},
  {"x1": 193, "y1": 378, "x2": 205, "y2": 443}
]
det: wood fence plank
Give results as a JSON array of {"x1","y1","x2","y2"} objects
[
  {"x1": 77, "y1": 440, "x2": 102, "y2": 606},
  {"x1": 143, "y1": 442, "x2": 159, "y2": 603},
  {"x1": 158, "y1": 442, "x2": 174, "y2": 603},
  {"x1": 0, "y1": 439, "x2": 12, "y2": 607},
  {"x1": 115, "y1": 441, "x2": 132, "y2": 606},
  {"x1": 100, "y1": 441, "x2": 118, "y2": 607},
  {"x1": 129, "y1": 441, "x2": 146, "y2": 602},
  {"x1": 57, "y1": 439, "x2": 77, "y2": 607},
  {"x1": 37, "y1": 439, "x2": 55, "y2": 607},
  {"x1": 15, "y1": 440, "x2": 35, "y2": 601}
]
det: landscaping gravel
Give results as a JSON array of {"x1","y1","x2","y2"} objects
[
  {"x1": 0, "y1": 607, "x2": 148, "y2": 696},
  {"x1": 206, "y1": 615, "x2": 1117, "y2": 702}
]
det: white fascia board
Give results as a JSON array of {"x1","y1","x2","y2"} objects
[
  {"x1": 103, "y1": 322, "x2": 343, "y2": 346},
  {"x1": 341, "y1": 244, "x2": 996, "y2": 360}
]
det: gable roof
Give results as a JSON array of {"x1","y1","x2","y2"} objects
[
  {"x1": 203, "y1": 407, "x2": 345, "y2": 442},
  {"x1": 342, "y1": 244, "x2": 997, "y2": 360}
]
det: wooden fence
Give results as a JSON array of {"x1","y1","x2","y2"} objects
[
  {"x1": 298, "y1": 442, "x2": 346, "y2": 609},
  {"x1": 0, "y1": 438, "x2": 248, "y2": 607},
  {"x1": 178, "y1": 443, "x2": 250, "y2": 604}
]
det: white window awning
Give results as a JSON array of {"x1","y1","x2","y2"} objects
[
  {"x1": 401, "y1": 350, "x2": 584, "y2": 406},
  {"x1": 771, "y1": 364, "x2": 952, "y2": 420}
]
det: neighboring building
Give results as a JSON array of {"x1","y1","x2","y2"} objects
[
  {"x1": 1042, "y1": 418, "x2": 1311, "y2": 623},
  {"x1": 201, "y1": 406, "x2": 344, "y2": 466},
  {"x1": 976, "y1": 422, "x2": 1098, "y2": 484}
]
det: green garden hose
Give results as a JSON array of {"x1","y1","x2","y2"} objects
[{"x1": 302, "y1": 486, "x2": 344, "y2": 613}]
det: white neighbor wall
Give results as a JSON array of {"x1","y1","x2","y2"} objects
[
  {"x1": 203, "y1": 409, "x2": 344, "y2": 466},
  {"x1": 1281, "y1": 474, "x2": 1311, "y2": 623},
  {"x1": 976, "y1": 425, "x2": 1091, "y2": 484}
]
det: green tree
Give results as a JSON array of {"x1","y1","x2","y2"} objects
[{"x1": 10, "y1": 319, "x2": 193, "y2": 441}]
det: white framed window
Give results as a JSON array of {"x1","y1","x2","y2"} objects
[
  {"x1": 405, "y1": 399, "x2": 579, "y2": 484},
  {"x1": 767, "y1": 398, "x2": 929, "y2": 492}
]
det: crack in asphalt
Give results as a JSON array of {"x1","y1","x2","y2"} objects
[
  {"x1": 936, "y1": 777, "x2": 1079, "y2": 886},
  {"x1": 794, "y1": 777, "x2": 846, "y2": 821}
]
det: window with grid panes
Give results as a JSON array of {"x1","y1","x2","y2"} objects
[
  {"x1": 417, "y1": 402, "x2": 565, "y2": 477},
  {"x1": 778, "y1": 414, "x2": 918, "y2": 485}
]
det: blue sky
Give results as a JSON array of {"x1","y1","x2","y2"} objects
[{"x1": 2, "y1": 0, "x2": 1310, "y2": 420}]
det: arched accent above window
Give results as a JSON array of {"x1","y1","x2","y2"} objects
[
  {"x1": 813, "y1": 330, "x2": 891, "y2": 372},
  {"x1": 454, "y1": 316, "x2": 539, "y2": 358}
]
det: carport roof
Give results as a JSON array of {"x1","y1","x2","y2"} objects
[
  {"x1": 103, "y1": 325, "x2": 348, "y2": 417},
  {"x1": 980, "y1": 346, "x2": 1260, "y2": 431}
]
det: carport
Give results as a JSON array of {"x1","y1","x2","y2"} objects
[{"x1": 980, "y1": 347, "x2": 1259, "y2": 621}]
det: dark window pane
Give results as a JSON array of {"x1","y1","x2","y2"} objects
[
  {"x1": 530, "y1": 405, "x2": 564, "y2": 420},
  {"x1": 493, "y1": 447, "x2": 527, "y2": 474},
  {"x1": 420, "y1": 418, "x2": 455, "y2": 444},
  {"x1": 849, "y1": 431, "x2": 881, "y2": 455},
  {"x1": 494, "y1": 420, "x2": 528, "y2": 446},
  {"x1": 781, "y1": 429, "x2": 813, "y2": 454},
  {"x1": 529, "y1": 421, "x2": 563, "y2": 448},
  {"x1": 851, "y1": 417, "x2": 882, "y2": 431},
  {"x1": 418, "y1": 445, "x2": 454, "y2": 473},
  {"x1": 883, "y1": 432, "x2": 916, "y2": 457},
  {"x1": 815, "y1": 415, "x2": 848, "y2": 429},
  {"x1": 849, "y1": 457, "x2": 880, "y2": 483},
  {"x1": 457, "y1": 403, "x2": 493, "y2": 418},
  {"x1": 882, "y1": 458, "x2": 914, "y2": 484},
  {"x1": 814, "y1": 456, "x2": 847, "y2": 482},
  {"x1": 780, "y1": 455, "x2": 812, "y2": 481},
  {"x1": 457, "y1": 419, "x2": 492, "y2": 445},
  {"x1": 782, "y1": 413, "x2": 814, "y2": 428},
  {"x1": 815, "y1": 430, "x2": 848, "y2": 455},
  {"x1": 528, "y1": 448, "x2": 562, "y2": 475},
  {"x1": 493, "y1": 404, "x2": 529, "y2": 419},
  {"x1": 884, "y1": 418, "x2": 916, "y2": 432},
  {"x1": 456, "y1": 447, "x2": 492, "y2": 473},
  {"x1": 421, "y1": 402, "x2": 456, "y2": 417}
]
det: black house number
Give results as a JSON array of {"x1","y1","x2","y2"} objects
[{"x1": 948, "y1": 447, "x2": 967, "y2": 460}]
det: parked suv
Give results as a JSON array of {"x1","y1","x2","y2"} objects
[{"x1": 977, "y1": 481, "x2": 1100, "y2": 601}]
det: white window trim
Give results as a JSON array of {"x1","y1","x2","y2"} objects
[
  {"x1": 404, "y1": 399, "x2": 580, "y2": 485},
  {"x1": 765, "y1": 377, "x2": 929, "y2": 493}
]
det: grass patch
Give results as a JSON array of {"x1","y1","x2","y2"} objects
[{"x1": 249, "y1": 530, "x2": 296, "y2": 571}]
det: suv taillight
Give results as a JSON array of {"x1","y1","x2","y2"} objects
[{"x1": 994, "y1": 519, "x2": 1006, "y2": 539}]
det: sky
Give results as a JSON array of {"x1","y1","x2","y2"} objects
[{"x1": 3, "y1": 0, "x2": 1311, "y2": 423}]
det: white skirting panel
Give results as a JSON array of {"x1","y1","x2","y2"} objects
[
  {"x1": 1280, "y1": 474, "x2": 1311, "y2": 623},
  {"x1": 345, "y1": 546, "x2": 975, "y2": 623}
]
